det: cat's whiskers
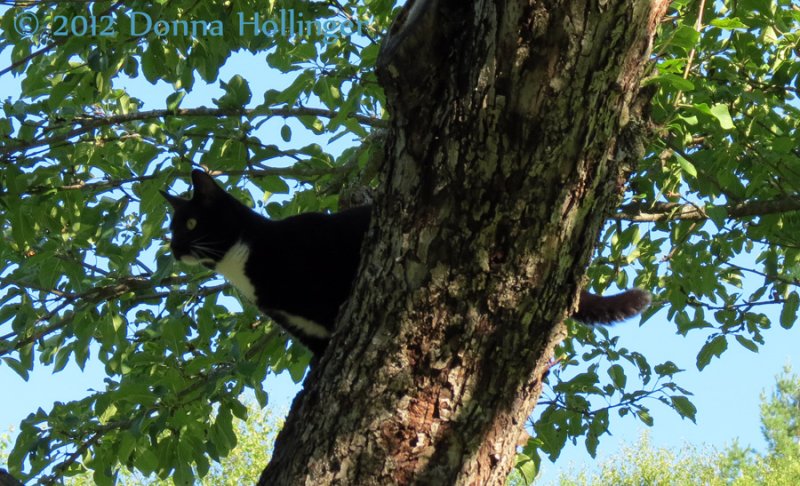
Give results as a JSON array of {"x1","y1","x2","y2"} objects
[
  {"x1": 189, "y1": 237, "x2": 226, "y2": 260},
  {"x1": 192, "y1": 245, "x2": 224, "y2": 258}
]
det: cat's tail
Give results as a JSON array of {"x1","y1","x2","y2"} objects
[{"x1": 573, "y1": 289, "x2": 651, "y2": 324}]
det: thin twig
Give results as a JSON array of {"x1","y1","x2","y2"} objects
[{"x1": 0, "y1": 106, "x2": 387, "y2": 157}]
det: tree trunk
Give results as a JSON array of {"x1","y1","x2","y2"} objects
[{"x1": 259, "y1": 0, "x2": 669, "y2": 484}]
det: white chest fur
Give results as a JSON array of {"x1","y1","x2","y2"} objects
[
  {"x1": 215, "y1": 241, "x2": 256, "y2": 302},
  {"x1": 214, "y1": 241, "x2": 331, "y2": 341},
  {"x1": 275, "y1": 311, "x2": 331, "y2": 339}
]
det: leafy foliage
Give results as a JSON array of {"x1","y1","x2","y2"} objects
[
  {"x1": 516, "y1": 0, "x2": 800, "y2": 478},
  {"x1": 0, "y1": 0, "x2": 797, "y2": 483},
  {"x1": 1, "y1": 401, "x2": 282, "y2": 485},
  {"x1": 0, "y1": 0, "x2": 391, "y2": 482},
  {"x1": 630, "y1": 0, "x2": 800, "y2": 368},
  {"x1": 521, "y1": 367, "x2": 800, "y2": 485}
]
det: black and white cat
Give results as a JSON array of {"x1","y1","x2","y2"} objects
[{"x1": 162, "y1": 170, "x2": 650, "y2": 355}]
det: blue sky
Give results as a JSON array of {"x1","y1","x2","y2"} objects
[{"x1": 1, "y1": 8, "x2": 799, "y2": 485}]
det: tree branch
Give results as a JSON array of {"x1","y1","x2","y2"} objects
[
  {"x1": 615, "y1": 196, "x2": 800, "y2": 222},
  {"x1": 0, "y1": 166, "x2": 351, "y2": 198},
  {"x1": 0, "y1": 276, "x2": 227, "y2": 357},
  {"x1": 724, "y1": 262, "x2": 800, "y2": 288},
  {"x1": 686, "y1": 297, "x2": 785, "y2": 311},
  {"x1": 0, "y1": 106, "x2": 387, "y2": 157}
]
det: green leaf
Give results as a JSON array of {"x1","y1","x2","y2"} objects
[
  {"x1": 587, "y1": 409, "x2": 609, "y2": 457},
  {"x1": 230, "y1": 398, "x2": 248, "y2": 420},
  {"x1": 254, "y1": 386, "x2": 269, "y2": 408},
  {"x1": 710, "y1": 17, "x2": 748, "y2": 30},
  {"x1": 214, "y1": 75, "x2": 252, "y2": 108},
  {"x1": 709, "y1": 103, "x2": 735, "y2": 130},
  {"x1": 773, "y1": 137, "x2": 795, "y2": 154},
  {"x1": 636, "y1": 408, "x2": 654, "y2": 426},
  {"x1": 607, "y1": 364, "x2": 627, "y2": 389},
  {"x1": 87, "y1": 49, "x2": 109, "y2": 72},
  {"x1": 706, "y1": 205, "x2": 728, "y2": 230},
  {"x1": 195, "y1": 453, "x2": 210, "y2": 478},
  {"x1": 735, "y1": 335, "x2": 759, "y2": 353},
  {"x1": 654, "y1": 361, "x2": 682, "y2": 377},
  {"x1": 287, "y1": 352, "x2": 310, "y2": 383},
  {"x1": 141, "y1": 44, "x2": 165, "y2": 83},
  {"x1": 670, "y1": 395, "x2": 697, "y2": 422},
  {"x1": 514, "y1": 454, "x2": 538, "y2": 485},
  {"x1": 214, "y1": 406, "x2": 237, "y2": 452},
  {"x1": 290, "y1": 43, "x2": 317, "y2": 61},
  {"x1": 3, "y1": 357, "x2": 29, "y2": 380},
  {"x1": 555, "y1": 371, "x2": 599, "y2": 393},
  {"x1": 92, "y1": 467, "x2": 114, "y2": 486},
  {"x1": 779, "y1": 292, "x2": 798, "y2": 329},
  {"x1": 0, "y1": 303, "x2": 19, "y2": 326},
  {"x1": 53, "y1": 346, "x2": 72, "y2": 373},
  {"x1": 675, "y1": 153, "x2": 697, "y2": 177},
  {"x1": 166, "y1": 91, "x2": 186, "y2": 111},
  {"x1": 670, "y1": 25, "x2": 700, "y2": 51},
  {"x1": 281, "y1": 124, "x2": 292, "y2": 142},
  {"x1": 151, "y1": 253, "x2": 175, "y2": 283},
  {"x1": 697, "y1": 335, "x2": 728, "y2": 370},
  {"x1": 259, "y1": 175, "x2": 289, "y2": 195},
  {"x1": 173, "y1": 462, "x2": 194, "y2": 485},
  {"x1": 646, "y1": 73, "x2": 695, "y2": 91}
]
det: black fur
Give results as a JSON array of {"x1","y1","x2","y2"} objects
[
  {"x1": 163, "y1": 170, "x2": 649, "y2": 355},
  {"x1": 163, "y1": 170, "x2": 368, "y2": 354}
]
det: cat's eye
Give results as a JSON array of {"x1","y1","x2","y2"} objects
[{"x1": 186, "y1": 218, "x2": 197, "y2": 230}]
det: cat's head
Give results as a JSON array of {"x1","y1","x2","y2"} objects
[{"x1": 161, "y1": 170, "x2": 246, "y2": 268}]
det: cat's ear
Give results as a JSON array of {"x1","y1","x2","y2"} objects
[
  {"x1": 191, "y1": 170, "x2": 223, "y2": 200},
  {"x1": 160, "y1": 190, "x2": 187, "y2": 210}
]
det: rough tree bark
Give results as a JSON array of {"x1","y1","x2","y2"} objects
[{"x1": 259, "y1": 0, "x2": 669, "y2": 484}]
